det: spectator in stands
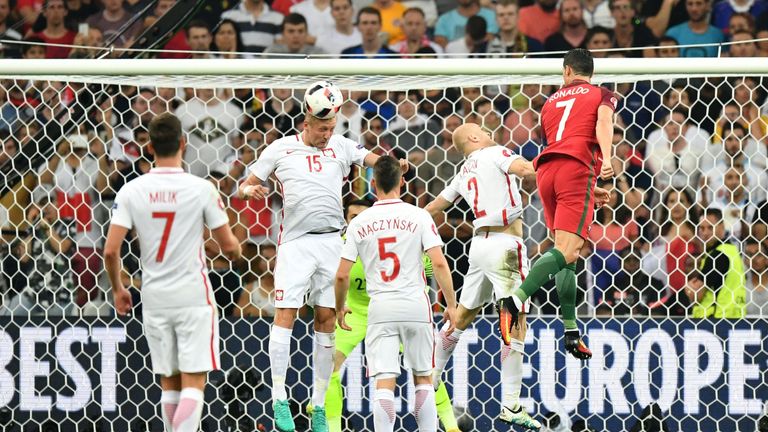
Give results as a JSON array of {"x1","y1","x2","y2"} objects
[
  {"x1": 264, "y1": 13, "x2": 326, "y2": 57},
  {"x1": 656, "y1": 35, "x2": 681, "y2": 57},
  {"x1": 417, "y1": 113, "x2": 463, "y2": 199},
  {"x1": 434, "y1": 0, "x2": 497, "y2": 47},
  {"x1": 646, "y1": 107, "x2": 712, "y2": 190},
  {"x1": 389, "y1": 7, "x2": 443, "y2": 56},
  {"x1": 709, "y1": 165, "x2": 754, "y2": 239},
  {"x1": 518, "y1": 0, "x2": 560, "y2": 44},
  {"x1": 0, "y1": 129, "x2": 18, "y2": 165},
  {"x1": 584, "y1": 25, "x2": 614, "y2": 57},
  {"x1": 340, "y1": 7, "x2": 397, "y2": 58},
  {"x1": 220, "y1": 0, "x2": 283, "y2": 53},
  {"x1": 333, "y1": 94, "x2": 363, "y2": 141},
  {"x1": 445, "y1": 14, "x2": 488, "y2": 56},
  {"x1": 756, "y1": 28, "x2": 768, "y2": 55},
  {"x1": 468, "y1": 98, "x2": 504, "y2": 143},
  {"x1": 641, "y1": 0, "x2": 690, "y2": 39},
  {"x1": 185, "y1": 20, "x2": 213, "y2": 58},
  {"x1": 727, "y1": 30, "x2": 759, "y2": 56},
  {"x1": 372, "y1": 0, "x2": 407, "y2": 44},
  {"x1": 32, "y1": 0, "x2": 76, "y2": 58},
  {"x1": 64, "y1": 0, "x2": 100, "y2": 29},
  {"x1": 290, "y1": 0, "x2": 334, "y2": 44},
  {"x1": 254, "y1": 88, "x2": 303, "y2": 136},
  {"x1": 144, "y1": 0, "x2": 191, "y2": 59},
  {"x1": 589, "y1": 181, "x2": 639, "y2": 303},
  {"x1": 653, "y1": 81, "x2": 691, "y2": 123},
  {"x1": 745, "y1": 239, "x2": 768, "y2": 316},
  {"x1": 174, "y1": 88, "x2": 244, "y2": 178},
  {"x1": 503, "y1": 88, "x2": 544, "y2": 154},
  {"x1": 598, "y1": 247, "x2": 660, "y2": 316},
  {"x1": 2, "y1": 190, "x2": 76, "y2": 316},
  {"x1": 315, "y1": 0, "x2": 360, "y2": 56},
  {"x1": 383, "y1": 91, "x2": 440, "y2": 152},
  {"x1": 726, "y1": 76, "x2": 768, "y2": 140},
  {"x1": 0, "y1": 0, "x2": 22, "y2": 58},
  {"x1": 486, "y1": 0, "x2": 543, "y2": 56},
  {"x1": 728, "y1": 11, "x2": 756, "y2": 36},
  {"x1": 238, "y1": 244, "x2": 276, "y2": 318},
  {"x1": 39, "y1": 134, "x2": 109, "y2": 307},
  {"x1": 712, "y1": 0, "x2": 768, "y2": 34},
  {"x1": 665, "y1": 0, "x2": 724, "y2": 57},
  {"x1": 544, "y1": 0, "x2": 587, "y2": 53},
  {"x1": 68, "y1": 26, "x2": 104, "y2": 58},
  {"x1": 610, "y1": 0, "x2": 657, "y2": 57},
  {"x1": 584, "y1": 0, "x2": 615, "y2": 28},
  {"x1": 86, "y1": 0, "x2": 142, "y2": 48},
  {"x1": 212, "y1": 18, "x2": 249, "y2": 58},
  {"x1": 17, "y1": 0, "x2": 43, "y2": 30},
  {"x1": 688, "y1": 208, "x2": 746, "y2": 318}
]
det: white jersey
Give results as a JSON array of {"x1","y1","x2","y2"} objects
[
  {"x1": 249, "y1": 134, "x2": 369, "y2": 244},
  {"x1": 110, "y1": 167, "x2": 229, "y2": 310},
  {"x1": 341, "y1": 199, "x2": 442, "y2": 325},
  {"x1": 440, "y1": 146, "x2": 524, "y2": 228}
]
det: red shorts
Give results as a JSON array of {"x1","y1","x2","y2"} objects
[{"x1": 536, "y1": 155, "x2": 597, "y2": 239}]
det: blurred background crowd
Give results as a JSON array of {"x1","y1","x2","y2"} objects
[{"x1": 0, "y1": 0, "x2": 766, "y2": 321}]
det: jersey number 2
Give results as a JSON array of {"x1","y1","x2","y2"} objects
[
  {"x1": 555, "y1": 98, "x2": 575, "y2": 141},
  {"x1": 378, "y1": 237, "x2": 401, "y2": 282},
  {"x1": 152, "y1": 212, "x2": 176, "y2": 262},
  {"x1": 467, "y1": 177, "x2": 487, "y2": 218}
]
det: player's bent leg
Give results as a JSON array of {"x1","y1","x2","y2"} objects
[
  {"x1": 310, "y1": 306, "x2": 336, "y2": 432},
  {"x1": 159, "y1": 375, "x2": 181, "y2": 432},
  {"x1": 413, "y1": 374, "x2": 438, "y2": 432},
  {"x1": 373, "y1": 376, "x2": 397, "y2": 432},
  {"x1": 499, "y1": 314, "x2": 541, "y2": 431},
  {"x1": 172, "y1": 372, "x2": 207, "y2": 432},
  {"x1": 552, "y1": 230, "x2": 592, "y2": 360},
  {"x1": 507, "y1": 246, "x2": 569, "y2": 315},
  {"x1": 433, "y1": 305, "x2": 481, "y2": 390}
]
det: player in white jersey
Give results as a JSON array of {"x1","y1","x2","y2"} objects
[
  {"x1": 335, "y1": 155, "x2": 458, "y2": 432},
  {"x1": 238, "y1": 95, "x2": 408, "y2": 432},
  {"x1": 104, "y1": 113, "x2": 241, "y2": 432},
  {"x1": 424, "y1": 122, "x2": 542, "y2": 430}
]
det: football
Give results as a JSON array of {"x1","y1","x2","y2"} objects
[{"x1": 304, "y1": 80, "x2": 343, "y2": 119}]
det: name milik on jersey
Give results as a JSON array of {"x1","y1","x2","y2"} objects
[
  {"x1": 356, "y1": 218, "x2": 418, "y2": 239},
  {"x1": 148, "y1": 191, "x2": 178, "y2": 204}
]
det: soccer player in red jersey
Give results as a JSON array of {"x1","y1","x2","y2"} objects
[{"x1": 499, "y1": 48, "x2": 614, "y2": 360}]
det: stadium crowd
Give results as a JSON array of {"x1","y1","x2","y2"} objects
[{"x1": 0, "y1": 0, "x2": 767, "y2": 321}]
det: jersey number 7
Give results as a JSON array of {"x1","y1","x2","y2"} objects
[
  {"x1": 152, "y1": 212, "x2": 176, "y2": 262},
  {"x1": 378, "y1": 237, "x2": 400, "y2": 282}
]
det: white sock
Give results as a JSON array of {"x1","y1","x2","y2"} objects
[
  {"x1": 502, "y1": 339, "x2": 525, "y2": 409},
  {"x1": 160, "y1": 390, "x2": 179, "y2": 432},
  {"x1": 432, "y1": 324, "x2": 464, "y2": 389},
  {"x1": 414, "y1": 384, "x2": 437, "y2": 432},
  {"x1": 373, "y1": 388, "x2": 396, "y2": 432},
  {"x1": 270, "y1": 325, "x2": 293, "y2": 401},
  {"x1": 311, "y1": 331, "x2": 335, "y2": 407},
  {"x1": 172, "y1": 388, "x2": 204, "y2": 432}
]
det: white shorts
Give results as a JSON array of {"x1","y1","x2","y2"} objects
[
  {"x1": 460, "y1": 232, "x2": 532, "y2": 311},
  {"x1": 366, "y1": 321, "x2": 434, "y2": 378},
  {"x1": 143, "y1": 305, "x2": 220, "y2": 377},
  {"x1": 274, "y1": 232, "x2": 342, "y2": 309}
]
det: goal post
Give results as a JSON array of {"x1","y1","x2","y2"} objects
[{"x1": 0, "y1": 58, "x2": 766, "y2": 432}]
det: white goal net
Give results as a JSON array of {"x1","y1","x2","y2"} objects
[{"x1": 0, "y1": 58, "x2": 766, "y2": 432}]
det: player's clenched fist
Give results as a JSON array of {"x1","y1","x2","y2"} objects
[
  {"x1": 336, "y1": 306, "x2": 352, "y2": 331},
  {"x1": 113, "y1": 286, "x2": 133, "y2": 316},
  {"x1": 594, "y1": 186, "x2": 611, "y2": 209},
  {"x1": 238, "y1": 183, "x2": 269, "y2": 200},
  {"x1": 441, "y1": 305, "x2": 458, "y2": 337},
  {"x1": 600, "y1": 163, "x2": 614, "y2": 180},
  {"x1": 398, "y1": 158, "x2": 410, "y2": 174}
]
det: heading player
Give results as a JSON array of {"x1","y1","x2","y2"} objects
[
  {"x1": 238, "y1": 84, "x2": 407, "y2": 432},
  {"x1": 424, "y1": 122, "x2": 541, "y2": 430},
  {"x1": 335, "y1": 155, "x2": 458, "y2": 432},
  {"x1": 104, "y1": 113, "x2": 241, "y2": 432},
  {"x1": 500, "y1": 48, "x2": 613, "y2": 360}
]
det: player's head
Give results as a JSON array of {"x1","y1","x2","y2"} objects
[
  {"x1": 345, "y1": 199, "x2": 372, "y2": 223},
  {"x1": 563, "y1": 48, "x2": 594, "y2": 84},
  {"x1": 303, "y1": 114, "x2": 337, "y2": 149},
  {"x1": 148, "y1": 112, "x2": 185, "y2": 158},
  {"x1": 452, "y1": 122, "x2": 493, "y2": 155},
  {"x1": 372, "y1": 155, "x2": 403, "y2": 196}
]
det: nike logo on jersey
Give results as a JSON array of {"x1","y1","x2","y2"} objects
[{"x1": 286, "y1": 150, "x2": 296, "y2": 154}]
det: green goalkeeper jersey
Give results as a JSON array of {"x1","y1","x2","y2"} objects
[{"x1": 346, "y1": 253, "x2": 434, "y2": 317}]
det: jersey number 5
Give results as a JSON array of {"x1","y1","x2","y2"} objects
[
  {"x1": 378, "y1": 236, "x2": 401, "y2": 282},
  {"x1": 555, "y1": 98, "x2": 575, "y2": 141},
  {"x1": 152, "y1": 212, "x2": 176, "y2": 262}
]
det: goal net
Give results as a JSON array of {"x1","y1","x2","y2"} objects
[{"x1": 0, "y1": 58, "x2": 766, "y2": 432}]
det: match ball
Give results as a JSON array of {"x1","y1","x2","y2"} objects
[{"x1": 304, "y1": 80, "x2": 343, "y2": 119}]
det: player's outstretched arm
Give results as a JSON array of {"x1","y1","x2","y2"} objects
[
  {"x1": 363, "y1": 152, "x2": 410, "y2": 173},
  {"x1": 425, "y1": 246, "x2": 457, "y2": 336},
  {"x1": 103, "y1": 224, "x2": 132, "y2": 316},
  {"x1": 238, "y1": 174, "x2": 269, "y2": 200},
  {"x1": 596, "y1": 105, "x2": 615, "y2": 180},
  {"x1": 507, "y1": 158, "x2": 536, "y2": 177},
  {"x1": 210, "y1": 224, "x2": 242, "y2": 261},
  {"x1": 334, "y1": 258, "x2": 355, "y2": 331},
  {"x1": 424, "y1": 196, "x2": 453, "y2": 219}
]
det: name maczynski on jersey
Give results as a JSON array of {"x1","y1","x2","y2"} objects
[
  {"x1": 356, "y1": 218, "x2": 419, "y2": 239},
  {"x1": 548, "y1": 85, "x2": 591, "y2": 101}
]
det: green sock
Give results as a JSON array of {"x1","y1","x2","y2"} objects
[
  {"x1": 325, "y1": 371, "x2": 343, "y2": 432},
  {"x1": 513, "y1": 248, "x2": 567, "y2": 303},
  {"x1": 435, "y1": 381, "x2": 458, "y2": 431},
  {"x1": 555, "y1": 263, "x2": 578, "y2": 330}
]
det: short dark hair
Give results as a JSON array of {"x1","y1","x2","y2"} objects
[
  {"x1": 466, "y1": 15, "x2": 487, "y2": 41},
  {"x1": 702, "y1": 207, "x2": 724, "y2": 222},
  {"x1": 373, "y1": 155, "x2": 401, "y2": 194},
  {"x1": 283, "y1": 12, "x2": 308, "y2": 30},
  {"x1": 722, "y1": 121, "x2": 748, "y2": 137},
  {"x1": 186, "y1": 19, "x2": 210, "y2": 36},
  {"x1": 688, "y1": 271, "x2": 704, "y2": 282},
  {"x1": 357, "y1": 6, "x2": 381, "y2": 24},
  {"x1": 21, "y1": 36, "x2": 45, "y2": 56},
  {"x1": 149, "y1": 113, "x2": 183, "y2": 157},
  {"x1": 563, "y1": 48, "x2": 594, "y2": 77},
  {"x1": 670, "y1": 106, "x2": 690, "y2": 120},
  {"x1": 659, "y1": 35, "x2": 678, "y2": 45},
  {"x1": 346, "y1": 199, "x2": 373, "y2": 216},
  {"x1": 403, "y1": 7, "x2": 425, "y2": 18}
]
